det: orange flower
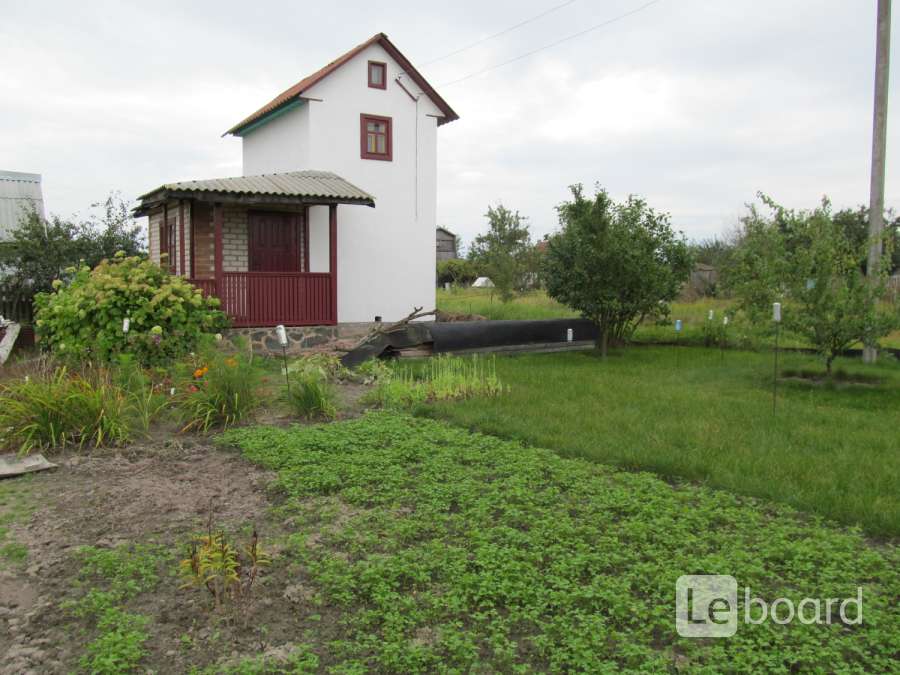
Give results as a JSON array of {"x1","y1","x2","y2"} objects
[
  {"x1": 193, "y1": 366, "x2": 208, "y2": 379},
  {"x1": 224, "y1": 357, "x2": 238, "y2": 368}
]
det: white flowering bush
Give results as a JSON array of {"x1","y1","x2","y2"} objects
[{"x1": 34, "y1": 254, "x2": 227, "y2": 365}]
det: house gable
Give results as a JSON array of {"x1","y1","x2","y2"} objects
[{"x1": 226, "y1": 33, "x2": 458, "y2": 137}]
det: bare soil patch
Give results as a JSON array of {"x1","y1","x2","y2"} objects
[{"x1": 0, "y1": 438, "x2": 327, "y2": 674}]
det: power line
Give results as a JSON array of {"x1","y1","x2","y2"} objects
[
  {"x1": 421, "y1": 0, "x2": 580, "y2": 67},
  {"x1": 438, "y1": 0, "x2": 666, "y2": 87}
]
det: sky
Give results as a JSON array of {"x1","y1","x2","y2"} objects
[{"x1": 1, "y1": 0, "x2": 897, "y2": 251}]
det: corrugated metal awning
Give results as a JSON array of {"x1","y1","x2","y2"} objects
[{"x1": 134, "y1": 170, "x2": 375, "y2": 215}]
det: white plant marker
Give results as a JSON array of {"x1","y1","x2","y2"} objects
[
  {"x1": 674, "y1": 319, "x2": 683, "y2": 367},
  {"x1": 275, "y1": 325, "x2": 290, "y2": 391},
  {"x1": 566, "y1": 328, "x2": 573, "y2": 343},
  {"x1": 772, "y1": 302, "x2": 782, "y2": 414}
]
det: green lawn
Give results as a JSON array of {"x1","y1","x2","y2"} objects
[
  {"x1": 222, "y1": 413, "x2": 899, "y2": 672},
  {"x1": 436, "y1": 288, "x2": 900, "y2": 349},
  {"x1": 424, "y1": 347, "x2": 900, "y2": 537}
]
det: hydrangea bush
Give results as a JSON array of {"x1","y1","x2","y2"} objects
[{"x1": 34, "y1": 254, "x2": 227, "y2": 365}]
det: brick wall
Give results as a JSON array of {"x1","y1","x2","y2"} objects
[
  {"x1": 222, "y1": 205, "x2": 249, "y2": 273},
  {"x1": 192, "y1": 203, "x2": 214, "y2": 279}
]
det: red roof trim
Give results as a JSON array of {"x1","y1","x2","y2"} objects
[{"x1": 226, "y1": 33, "x2": 459, "y2": 136}]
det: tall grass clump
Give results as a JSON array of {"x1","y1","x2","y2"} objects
[
  {"x1": 281, "y1": 354, "x2": 341, "y2": 420},
  {"x1": 284, "y1": 374, "x2": 337, "y2": 421},
  {"x1": 364, "y1": 354, "x2": 505, "y2": 409},
  {"x1": 0, "y1": 365, "x2": 132, "y2": 454},
  {"x1": 179, "y1": 347, "x2": 259, "y2": 433},
  {"x1": 113, "y1": 354, "x2": 170, "y2": 435}
]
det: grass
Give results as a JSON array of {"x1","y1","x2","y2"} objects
[
  {"x1": 363, "y1": 354, "x2": 505, "y2": 409},
  {"x1": 221, "y1": 413, "x2": 899, "y2": 672},
  {"x1": 424, "y1": 347, "x2": 900, "y2": 537},
  {"x1": 66, "y1": 543, "x2": 169, "y2": 674},
  {"x1": 437, "y1": 287, "x2": 900, "y2": 349},
  {"x1": 0, "y1": 475, "x2": 33, "y2": 567}
]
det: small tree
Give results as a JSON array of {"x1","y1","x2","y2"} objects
[
  {"x1": 468, "y1": 204, "x2": 532, "y2": 302},
  {"x1": 727, "y1": 194, "x2": 898, "y2": 374},
  {"x1": 0, "y1": 192, "x2": 145, "y2": 301},
  {"x1": 543, "y1": 185, "x2": 692, "y2": 356}
]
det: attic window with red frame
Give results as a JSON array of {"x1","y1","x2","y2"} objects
[{"x1": 368, "y1": 61, "x2": 386, "y2": 89}]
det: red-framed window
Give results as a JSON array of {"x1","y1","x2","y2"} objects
[
  {"x1": 368, "y1": 61, "x2": 386, "y2": 89},
  {"x1": 360, "y1": 114, "x2": 392, "y2": 161},
  {"x1": 159, "y1": 217, "x2": 177, "y2": 273}
]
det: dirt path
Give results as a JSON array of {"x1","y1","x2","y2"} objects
[{"x1": 0, "y1": 438, "x2": 299, "y2": 674}]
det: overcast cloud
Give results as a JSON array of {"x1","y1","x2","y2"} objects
[{"x1": 1, "y1": 0, "x2": 897, "y2": 249}]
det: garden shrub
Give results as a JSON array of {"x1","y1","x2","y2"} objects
[
  {"x1": 34, "y1": 254, "x2": 227, "y2": 366},
  {"x1": 285, "y1": 353, "x2": 349, "y2": 382},
  {"x1": 436, "y1": 258, "x2": 478, "y2": 286}
]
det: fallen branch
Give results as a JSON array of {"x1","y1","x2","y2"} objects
[{"x1": 348, "y1": 306, "x2": 436, "y2": 351}]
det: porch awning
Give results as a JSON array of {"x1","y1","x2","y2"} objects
[{"x1": 133, "y1": 170, "x2": 375, "y2": 215}]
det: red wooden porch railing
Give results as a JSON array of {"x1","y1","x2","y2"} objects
[{"x1": 189, "y1": 273, "x2": 334, "y2": 327}]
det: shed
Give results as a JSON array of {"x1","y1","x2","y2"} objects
[
  {"x1": 0, "y1": 171, "x2": 44, "y2": 240},
  {"x1": 436, "y1": 227, "x2": 457, "y2": 261}
]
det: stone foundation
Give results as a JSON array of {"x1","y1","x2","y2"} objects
[{"x1": 224, "y1": 323, "x2": 377, "y2": 356}]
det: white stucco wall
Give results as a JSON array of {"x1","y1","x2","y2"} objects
[
  {"x1": 241, "y1": 43, "x2": 444, "y2": 323},
  {"x1": 242, "y1": 102, "x2": 310, "y2": 176}
]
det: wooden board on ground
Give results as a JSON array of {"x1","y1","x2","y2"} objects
[{"x1": 0, "y1": 453, "x2": 58, "y2": 479}]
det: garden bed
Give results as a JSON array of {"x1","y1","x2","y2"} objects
[{"x1": 1, "y1": 415, "x2": 897, "y2": 672}]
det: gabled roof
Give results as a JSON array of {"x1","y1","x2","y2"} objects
[
  {"x1": 226, "y1": 33, "x2": 459, "y2": 136},
  {"x1": 134, "y1": 170, "x2": 374, "y2": 216}
]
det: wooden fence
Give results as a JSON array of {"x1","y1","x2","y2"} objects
[
  {"x1": 0, "y1": 297, "x2": 34, "y2": 324},
  {"x1": 190, "y1": 272, "x2": 335, "y2": 326}
]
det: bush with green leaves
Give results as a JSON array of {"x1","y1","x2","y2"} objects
[
  {"x1": 436, "y1": 258, "x2": 478, "y2": 286},
  {"x1": 543, "y1": 184, "x2": 693, "y2": 356},
  {"x1": 727, "y1": 194, "x2": 899, "y2": 373},
  {"x1": 34, "y1": 254, "x2": 226, "y2": 366},
  {"x1": 0, "y1": 192, "x2": 145, "y2": 303}
]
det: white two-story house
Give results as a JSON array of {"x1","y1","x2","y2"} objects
[{"x1": 136, "y1": 33, "x2": 458, "y2": 327}]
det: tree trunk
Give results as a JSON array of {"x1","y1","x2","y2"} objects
[{"x1": 598, "y1": 325, "x2": 609, "y2": 358}]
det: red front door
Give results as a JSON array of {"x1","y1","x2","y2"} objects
[{"x1": 248, "y1": 211, "x2": 302, "y2": 272}]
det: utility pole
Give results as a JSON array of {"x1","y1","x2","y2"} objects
[{"x1": 864, "y1": 0, "x2": 892, "y2": 364}]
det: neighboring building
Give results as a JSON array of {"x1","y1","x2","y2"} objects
[
  {"x1": 436, "y1": 227, "x2": 457, "y2": 261},
  {"x1": 136, "y1": 33, "x2": 458, "y2": 327},
  {"x1": 0, "y1": 171, "x2": 44, "y2": 240}
]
